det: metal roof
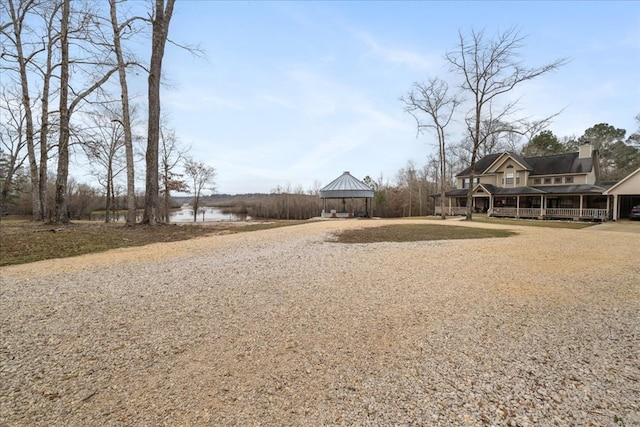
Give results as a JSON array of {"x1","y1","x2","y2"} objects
[{"x1": 319, "y1": 171, "x2": 374, "y2": 199}]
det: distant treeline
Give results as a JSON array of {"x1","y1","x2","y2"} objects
[{"x1": 200, "y1": 183, "x2": 441, "y2": 220}]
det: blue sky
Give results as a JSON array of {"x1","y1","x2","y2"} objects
[{"x1": 149, "y1": 1, "x2": 640, "y2": 194}]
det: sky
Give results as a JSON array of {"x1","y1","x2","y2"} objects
[{"x1": 136, "y1": 1, "x2": 640, "y2": 195}]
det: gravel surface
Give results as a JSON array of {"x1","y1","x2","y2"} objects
[{"x1": 1, "y1": 219, "x2": 639, "y2": 426}]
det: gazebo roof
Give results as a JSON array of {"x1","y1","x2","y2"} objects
[{"x1": 319, "y1": 171, "x2": 374, "y2": 199}]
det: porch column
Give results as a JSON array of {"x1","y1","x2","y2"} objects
[
  {"x1": 540, "y1": 195, "x2": 545, "y2": 216},
  {"x1": 612, "y1": 195, "x2": 618, "y2": 221},
  {"x1": 448, "y1": 197, "x2": 452, "y2": 215},
  {"x1": 489, "y1": 194, "x2": 494, "y2": 216},
  {"x1": 579, "y1": 195, "x2": 584, "y2": 218},
  {"x1": 516, "y1": 196, "x2": 520, "y2": 218}
]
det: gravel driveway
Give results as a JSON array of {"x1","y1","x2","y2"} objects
[{"x1": 1, "y1": 219, "x2": 638, "y2": 426}]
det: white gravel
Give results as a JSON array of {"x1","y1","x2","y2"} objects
[{"x1": 1, "y1": 219, "x2": 639, "y2": 426}]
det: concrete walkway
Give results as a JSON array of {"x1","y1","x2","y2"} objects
[{"x1": 589, "y1": 219, "x2": 640, "y2": 233}]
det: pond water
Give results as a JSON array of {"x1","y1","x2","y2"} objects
[
  {"x1": 90, "y1": 206, "x2": 249, "y2": 223},
  {"x1": 169, "y1": 206, "x2": 250, "y2": 223}
]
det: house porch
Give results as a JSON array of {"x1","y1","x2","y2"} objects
[{"x1": 436, "y1": 194, "x2": 609, "y2": 221}]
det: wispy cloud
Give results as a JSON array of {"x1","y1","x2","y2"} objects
[
  {"x1": 165, "y1": 87, "x2": 244, "y2": 111},
  {"x1": 354, "y1": 30, "x2": 432, "y2": 70},
  {"x1": 257, "y1": 95, "x2": 297, "y2": 109}
]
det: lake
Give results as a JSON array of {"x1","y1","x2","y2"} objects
[
  {"x1": 170, "y1": 206, "x2": 250, "y2": 223},
  {"x1": 90, "y1": 206, "x2": 250, "y2": 223}
]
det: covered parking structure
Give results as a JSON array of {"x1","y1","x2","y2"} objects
[
  {"x1": 319, "y1": 171, "x2": 374, "y2": 218},
  {"x1": 603, "y1": 167, "x2": 640, "y2": 220}
]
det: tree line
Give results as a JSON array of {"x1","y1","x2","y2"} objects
[
  {"x1": 2, "y1": 17, "x2": 638, "y2": 223},
  {"x1": 402, "y1": 28, "x2": 639, "y2": 220},
  {"x1": 0, "y1": 0, "x2": 220, "y2": 225}
]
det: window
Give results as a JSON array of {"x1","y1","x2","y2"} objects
[
  {"x1": 565, "y1": 176, "x2": 574, "y2": 183},
  {"x1": 505, "y1": 172, "x2": 514, "y2": 185},
  {"x1": 463, "y1": 177, "x2": 480, "y2": 188},
  {"x1": 554, "y1": 177, "x2": 563, "y2": 184},
  {"x1": 544, "y1": 178, "x2": 552, "y2": 184},
  {"x1": 516, "y1": 172, "x2": 521, "y2": 185},
  {"x1": 534, "y1": 178, "x2": 541, "y2": 185}
]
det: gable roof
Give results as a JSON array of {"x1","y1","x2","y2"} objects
[
  {"x1": 456, "y1": 151, "x2": 594, "y2": 177},
  {"x1": 602, "y1": 167, "x2": 640, "y2": 195},
  {"x1": 456, "y1": 153, "x2": 502, "y2": 177},
  {"x1": 319, "y1": 171, "x2": 374, "y2": 199},
  {"x1": 485, "y1": 152, "x2": 533, "y2": 173}
]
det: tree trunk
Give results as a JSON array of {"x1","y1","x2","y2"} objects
[
  {"x1": 143, "y1": 0, "x2": 175, "y2": 225},
  {"x1": 109, "y1": 0, "x2": 136, "y2": 226},
  {"x1": 53, "y1": 0, "x2": 70, "y2": 224},
  {"x1": 105, "y1": 163, "x2": 113, "y2": 223},
  {"x1": 439, "y1": 128, "x2": 447, "y2": 220},
  {"x1": 7, "y1": 0, "x2": 41, "y2": 221},
  {"x1": 38, "y1": 14, "x2": 57, "y2": 222}
]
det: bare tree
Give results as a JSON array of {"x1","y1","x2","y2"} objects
[
  {"x1": 108, "y1": 0, "x2": 144, "y2": 226},
  {"x1": 142, "y1": 0, "x2": 176, "y2": 225},
  {"x1": 183, "y1": 157, "x2": 216, "y2": 222},
  {"x1": 52, "y1": 0, "x2": 122, "y2": 224},
  {"x1": 159, "y1": 122, "x2": 188, "y2": 222},
  {"x1": 445, "y1": 28, "x2": 567, "y2": 220},
  {"x1": 52, "y1": 0, "x2": 71, "y2": 223},
  {"x1": 1, "y1": 0, "x2": 48, "y2": 220},
  {"x1": 81, "y1": 108, "x2": 127, "y2": 222},
  {"x1": 402, "y1": 77, "x2": 459, "y2": 219},
  {"x1": 0, "y1": 90, "x2": 28, "y2": 210}
]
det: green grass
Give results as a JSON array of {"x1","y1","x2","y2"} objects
[{"x1": 331, "y1": 223, "x2": 516, "y2": 244}]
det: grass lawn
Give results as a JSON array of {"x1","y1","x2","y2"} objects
[
  {"x1": 1, "y1": 217, "x2": 556, "y2": 266},
  {"x1": 332, "y1": 223, "x2": 516, "y2": 244},
  {"x1": 471, "y1": 217, "x2": 596, "y2": 229},
  {"x1": 0, "y1": 219, "x2": 309, "y2": 267}
]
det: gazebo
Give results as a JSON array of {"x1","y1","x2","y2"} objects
[{"x1": 319, "y1": 171, "x2": 374, "y2": 218}]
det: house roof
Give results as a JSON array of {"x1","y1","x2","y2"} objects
[
  {"x1": 530, "y1": 184, "x2": 606, "y2": 195},
  {"x1": 485, "y1": 152, "x2": 533, "y2": 173},
  {"x1": 445, "y1": 183, "x2": 606, "y2": 197},
  {"x1": 602, "y1": 167, "x2": 640, "y2": 195},
  {"x1": 456, "y1": 151, "x2": 594, "y2": 177},
  {"x1": 525, "y1": 152, "x2": 593, "y2": 176},
  {"x1": 456, "y1": 153, "x2": 502, "y2": 177},
  {"x1": 319, "y1": 171, "x2": 374, "y2": 199}
]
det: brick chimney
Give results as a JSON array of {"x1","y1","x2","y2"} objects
[{"x1": 579, "y1": 143, "x2": 593, "y2": 159}]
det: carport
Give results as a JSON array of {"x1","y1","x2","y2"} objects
[{"x1": 603, "y1": 167, "x2": 640, "y2": 220}]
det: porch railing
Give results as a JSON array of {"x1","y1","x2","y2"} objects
[
  {"x1": 435, "y1": 206, "x2": 608, "y2": 220},
  {"x1": 545, "y1": 208, "x2": 608, "y2": 219},
  {"x1": 492, "y1": 207, "x2": 608, "y2": 220},
  {"x1": 434, "y1": 206, "x2": 468, "y2": 216},
  {"x1": 492, "y1": 207, "x2": 538, "y2": 218}
]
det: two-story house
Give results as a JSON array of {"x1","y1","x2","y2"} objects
[{"x1": 439, "y1": 144, "x2": 613, "y2": 220}]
